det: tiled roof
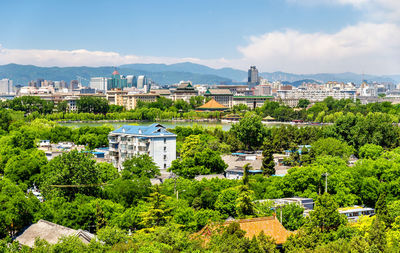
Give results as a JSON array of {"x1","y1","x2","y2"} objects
[
  {"x1": 196, "y1": 216, "x2": 292, "y2": 245},
  {"x1": 197, "y1": 99, "x2": 227, "y2": 109},
  {"x1": 16, "y1": 220, "x2": 94, "y2": 248},
  {"x1": 111, "y1": 123, "x2": 176, "y2": 136},
  {"x1": 205, "y1": 89, "x2": 233, "y2": 95}
]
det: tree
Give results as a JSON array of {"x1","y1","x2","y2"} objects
[
  {"x1": 0, "y1": 179, "x2": 39, "y2": 238},
  {"x1": 141, "y1": 186, "x2": 171, "y2": 227},
  {"x1": 282, "y1": 203, "x2": 305, "y2": 231},
  {"x1": 359, "y1": 144, "x2": 384, "y2": 160},
  {"x1": 57, "y1": 101, "x2": 68, "y2": 113},
  {"x1": 298, "y1": 99, "x2": 310, "y2": 109},
  {"x1": 40, "y1": 150, "x2": 101, "y2": 199},
  {"x1": 310, "y1": 137, "x2": 355, "y2": 161},
  {"x1": 215, "y1": 187, "x2": 240, "y2": 218},
  {"x1": 375, "y1": 191, "x2": 392, "y2": 226},
  {"x1": 368, "y1": 217, "x2": 387, "y2": 252},
  {"x1": 122, "y1": 154, "x2": 160, "y2": 179},
  {"x1": 230, "y1": 112, "x2": 267, "y2": 150},
  {"x1": 0, "y1": 109, "x2": 12, "y2": 132},
  {"x1": 236, "y1": 186, "x2": 255, "y2": 217},
  {"x1": 262, "y1": 141, "x2": 276, "y2": 176},
  {"x1": 4, "y1": 149, "x2": 47, "y2": 185},
  {"x1": 76, "y1": 96, "x2": 109, "y2": 114},
  {"x1": 309, "y1": 193, "x2": 346, "y2": 232}
]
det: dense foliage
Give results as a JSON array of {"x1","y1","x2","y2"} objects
[{"x1": 2, "y1": 97, "x2": 400, "y2": 252}]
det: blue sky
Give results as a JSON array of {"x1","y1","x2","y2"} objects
[{"x1": 0, "y1": 0, "x2": 399, "y2": 74}]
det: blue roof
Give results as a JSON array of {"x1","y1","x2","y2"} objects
[{"x1": 112, "y1": 123, "x2": 176, "y2": 136}]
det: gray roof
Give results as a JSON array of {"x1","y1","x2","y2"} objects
[
  {"x1": 111, "y1": 123, "x2": 176, "y2": 137},
  {"x1": 16, "y1": 220, "x2": 94, "y2": 248},
  {"x1": 205, "y1": 89, "x2": 233, "y2": 95}
]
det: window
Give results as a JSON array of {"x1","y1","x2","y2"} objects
[
  {"x1": 164, "y1": 164, "x2": 167, "y2": 169},
  {"x1": 164, "y1": 155, "x2": 167, "y2": 160},
  {"x1": 164, "y1": 138, "x2": 167, "y2": 144},
  {"x1": 164, "y1": 146, "x2": 167, "y2": 152}
]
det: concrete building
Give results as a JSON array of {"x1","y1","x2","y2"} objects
[
  {"x1": 171, "y1": 81, "x2": 198, "y2": 102},
  {"x1": 0, "y1": 78, "x2": 13, "y2": 95},
  {"x1": 233, "y1": 96, "x2": 273, "y2": 109},
  {"x1": 136, "y1": 75, "x2": 146, "y2": 89},
  {"x1": 204, "y1": 89, "x2": 233, "y2": 108},
  {"x1": 108, "y1": 123, "x2": 176, "y2": 172},
  {"x1": 248, "y1": 66, "x2": 259, "y2": 86},
  {"x1": 90, "y1": 77, "x2": 108, "y2": 92}
]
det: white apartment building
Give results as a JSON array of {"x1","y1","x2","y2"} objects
[
  {"x1": 108, "y1": 124, "x2": 176, "y2": 173},
  {"x1": 0, "y1": 79, "x2": 13, "y2": 95}
]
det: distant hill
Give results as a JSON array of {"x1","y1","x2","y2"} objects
[
  {"x1": 281, "y1": 79, "x2": 323, "y2": 87},
  {"x1": 0, "y1": 63, "x2": 398, "y2": 86},
  {"x1": 0, "y1": 64, "x2": 232, "y2": 86},
  {"x1": 120, "y1": 62, "x2": 247, "y2": 82},
  {"x1": 260, "y1": 71, "x2": 399, "y2": 84}
]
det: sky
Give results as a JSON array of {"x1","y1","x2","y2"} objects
[{"x1": 0, "y1": 0, "x2": 399, "y2": 75}]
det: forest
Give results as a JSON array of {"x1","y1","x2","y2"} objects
[{"x1": 0, "y1": 97, "x2": 400, "y2": 252}]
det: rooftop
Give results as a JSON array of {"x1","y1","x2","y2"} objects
[
  {"x1": 205, "y1": 89, "x2": 233, "y2": 95},
  {"x1": 16, "y1": 220, "x2": 94, "y2": 248},
  {"x1": 111, "y1": 123, "x2": 176, "y2": 136},
  {"x1": 196, "y1": 216, "x2": 292, "y2": 245},
  {"x1": 197, "y1": 98, "x2": 227, "y2": 110}
]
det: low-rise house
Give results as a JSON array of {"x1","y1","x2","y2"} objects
[
  {"x1": 108, "y1": 123, "x2": 176, "y2": 172},
  {"x1": 338, "y1": 206, "x2": 375, "y2": 221},
  {"x1": 222, "y1": 153, "x2": 263, "y2": 180},
  {"x1": 16, "y1": 220, "x2": 94, "y2": 248}
]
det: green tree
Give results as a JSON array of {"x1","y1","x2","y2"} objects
[
  {"x1": 309, "y1": 193, "x2": 346, "y2": 232},
  {"x1": 0, "y1": 109, "x2": 12, "y2": 132},
  {"x1": 282, "y1": 203, "x2": 305, "y2": 231},
  {"x1": 262, "y1": 141, "x2": 276, "y2": 176},
  {"x1": 76, "y1": 96, "x2": 109, "y2": 114},
  {"x1": 359, "y1": 143, "x2": 384, "y2": 160},
  {"x1": 310, "y1": 137, "x2": 355, "y2": 161},
  {"x1": 122, "y1": 154, "x2": 160, "y2": 179},
  {"x1": 57, "y1": 101, "x2": 68, "y2": 113},
  {"x1": 375, "y1": 191, "x2": 392, "y2": 226},
  {"x1": 141, "y1": 186, "x2": 171, "y2": 227},
  {"x1": 298, "y1": 99, "x2": 310, "y2": 109},
  {"x1": 236, "y1": 186, "x2": 255, "y2": 217},
  {"x1": 230, "y1": 112, "x2": 267, "y2": 150},
  {"x1": 40, "y1": 150, "x2": 101, "y2": 199},
  {"x1": 368, "y1": 217, "x2": 387, "y2": 252}
]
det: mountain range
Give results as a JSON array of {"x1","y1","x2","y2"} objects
[{"x1": 0, "y1": 62, "x2": 399, "y2": 86}]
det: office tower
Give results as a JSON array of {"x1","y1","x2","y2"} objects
[
  {"x1": 90, "y1": 77, "x2": 108, "y2": 91},
  {"x1": 36, "y1": 79, "x2": 45, "y2": 88},
  {"x1": 70, "y1": 80, "x2": 79, "y2": 91},
  {"x1": 137, "y1": 75, "x2": 146, "y2": 89},
  {"x1": 0, "y1": 78, "x2": 13, "y2": 94},
  {"x1": 126, "y1": 75, "x2": 137, "y2": 88},
  {"x1": 107, "y1": 69, "x2": 128, "y2": 90},
  {"x1": 248, "y1": 66, "x2": 259, "y2": 86}
]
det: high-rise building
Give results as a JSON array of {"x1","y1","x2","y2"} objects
[
  {"x1": 36, "y1": 79, "x2": 45, "y2": 88},
  {"x1": 126, "y1": 75, "x2": 137, "y2": 88},
  {"x1": 107, "y1": 70, "x2": 128, "y2": 90},
  {"x1": 248, "y1": 66, "x2": 259, "y2": 86},
  {"x1": 0, "y1": 79, "x2": 13, "y2": 95},
  {"x1": 69, "y1": 80, "x2": 79, "y2": 91},
  {"x1": 90, "y1": 77, "x2": 108, "y2": 92},
  {"x1": 137, "y1": 75, "x2": 147, "y2": 89}
]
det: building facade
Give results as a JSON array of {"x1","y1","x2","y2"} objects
[
  {"x1": 248, "y1": 66, "x2": 259, "y2": 86},
  {"x1": 90, "y1": 77, "x2": 108, "y2": 92},
  {"x1": 0, "y1": 79, "x2": 13, "y2": 95},
  {"x1": 108, "y1": 124, "x2": 176, "y2": 172},
  {"x1": 204, "y1": 89, "x2": 233, "y2": 108}
]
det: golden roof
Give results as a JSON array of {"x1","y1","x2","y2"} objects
[{"x1": 197, "y1": 98, "x2": 227, "y2": 109}]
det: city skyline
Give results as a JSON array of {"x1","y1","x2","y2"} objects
[{"x1": 0, "y1": 0, "x2": 399, "y2": 75}]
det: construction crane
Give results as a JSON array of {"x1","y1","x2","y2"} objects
[{"x1": 76, "y1": 75, "x2": 90, "y2": 87}]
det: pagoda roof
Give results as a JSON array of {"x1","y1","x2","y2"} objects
[{"x1": 197, "y1": 98, "x2": 227, "y2": 110}]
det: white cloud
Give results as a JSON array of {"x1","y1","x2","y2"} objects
[
  {"x1": 236, "y1": 23, "x2": 400, "y2": 74},
  {"x1": 289, "y1": 0, "x2": 400, "y2": 22}
]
